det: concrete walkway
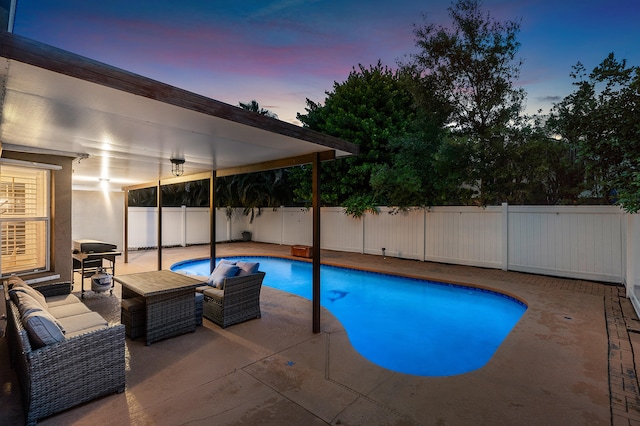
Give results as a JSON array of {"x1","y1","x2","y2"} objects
[{"x1": 1, "y1": 242, "x2": 639, "y2": 425}]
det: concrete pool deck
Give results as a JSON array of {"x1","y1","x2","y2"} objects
[{"x1": 1, "y1": 242, "x2": 639, "y2": 425}]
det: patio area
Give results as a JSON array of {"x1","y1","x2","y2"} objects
[{"x1": 1, "y1": 242, "x2": 639, "y2": 425}]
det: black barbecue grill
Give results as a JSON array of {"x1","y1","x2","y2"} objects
[{"x1": 72, "y1": 239, "x2": 121, "y2": 298}]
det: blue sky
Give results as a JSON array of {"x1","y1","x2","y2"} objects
[{"x1": 12, "y1": 0, "x2": 640, "y2": 125}]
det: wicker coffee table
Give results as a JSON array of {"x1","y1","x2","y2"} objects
[{"x1": 114, "y1": 270, "x2": 204, "y2": 345}]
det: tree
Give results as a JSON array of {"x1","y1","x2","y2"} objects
[
  {"x1": 406, "y1": 0, "x2": 525, "y2": 205},
  {"x1": 369, "y1": 111, "x2": 446, "y2": 208},
  {"x1": 238, "y1": 99, "x2": 278, "y2": 119},
  {"x1": 294, "y1": 62, "x2": 417, "y2": 216},
  {"x1": 214, "y1": 100, "x2": 291, "y2": 220},
  {"x1": 215, "y1": 169, "x2": 292, "y2": 222},
  {"x1": 548, "y1": 53, "x2": 640, "y2": 211}
]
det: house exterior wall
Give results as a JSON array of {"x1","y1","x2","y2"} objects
[
  {"x1": 72, "y1": 190, "x2": 125, "y2": 250},
  {"x1": 4, "y1": 151, "x2": 73, "y2": 282}
]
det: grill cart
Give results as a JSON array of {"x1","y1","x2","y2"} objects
[{"x1": 72, "y1": 239, "x2": 121, "y2": 298}]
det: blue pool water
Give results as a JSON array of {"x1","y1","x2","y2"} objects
[{"x1": 171, "y1": 256, "x2": 527, "y2": 376}]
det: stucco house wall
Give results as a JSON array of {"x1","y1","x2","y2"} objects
[{"x1": 3, "y1": 150, "x2": 73, "y2": 282}]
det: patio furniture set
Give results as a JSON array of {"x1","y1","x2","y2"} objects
[
  {"x1": 116, "y1": 259, "x2": 265, "y2": 342},
  {"x1": 3, "y1": 259, "x2": 265, "y2": 424}
]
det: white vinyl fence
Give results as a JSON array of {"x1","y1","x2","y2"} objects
[
  {"x1": 72, "y1": 189, "x2": 640, "y2": 324},
  {"x1": 124, "y1": 204, "x2": 628, "y2": 284}
]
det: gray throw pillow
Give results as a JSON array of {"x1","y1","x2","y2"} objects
[
  {"x1": 11, "y1": 281, "x2": 48, "y2": 308},
  {"x1": 12, "y1": 291, "x2": 45, "y2": 318},
  {"x1": 22, "y1": 310, "x2": 66, "y2": 348},
  {"x1": 236, "y1": 261, "x2": 260, "y2": 276},
  {"x1": 208, "y1": 262, "x2": 239, "y2": 289}
]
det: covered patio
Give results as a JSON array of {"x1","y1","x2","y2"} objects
[
  {"x1": 1, "y1": 242, "x2": 637, "y2": 424},
  {"x1": 0, "y1": 29, "x2": 358, "y2": 332}
]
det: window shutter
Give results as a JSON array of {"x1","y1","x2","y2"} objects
[{"x1": 0, "y1": 164, "x2": 49, "y2": 275}]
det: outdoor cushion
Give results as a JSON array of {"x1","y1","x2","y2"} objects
[
  {"x1": 121, "y1": 297, "x2": 145, "y2": 312},
  {"x1": 208, "y1": 262, "x2": 239, "y2": 289},
  {"x1": 46, "y1": 294, "x2": 83, "y2": 307},
  {"x1": 203, "y1": 287, "x2": 224, "y2": 303},
  {"x1": 48, "y1": 303, "x2": 93, "y2": 319},
  {"x1": 236, "y1": 261, "x2": 260, "y2": 277},
  {"x1": 58, "y1": 312, "x2": 108, "y2": 335},
  {"x1": 12, "y1": 291, "x2": 46, "y2": 318},
  {"x1": 21, "y1": 310, "x2": 66, "y2": 348},
  {"x1": 5, "y1": 275, "x2": 27, "y2": 288},
  {"x1": 65, "y1": 324, "x2": 109, "y2": 339},
  {"x1": 9, "y1": 282, "x2": 48, "y2": 308}
]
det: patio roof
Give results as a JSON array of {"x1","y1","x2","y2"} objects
[{"x1": 0, "y1": 31, "x2": 359, "y2": 191}]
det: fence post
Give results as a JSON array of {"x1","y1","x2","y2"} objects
[
  {"x1": 501, "y1": 202, "x2": 509, "y2": 271},
  {"x1": 361, "y1": 210, "x2": 366, "y2": 254},
  {"x1": 423, "y1": 208, "x2": 427, "y2": 262},
  {"x1": 627, "y1": 214, "x2": 635, "y2": 298}
]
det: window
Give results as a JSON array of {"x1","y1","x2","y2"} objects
[{"x1": 0, "y1": 163, "x2": 49, "y2": 275}]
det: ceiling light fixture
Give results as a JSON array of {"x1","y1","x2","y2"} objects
[{"x1": 170, "y1": 157, "x2": 185, "y2": 177}]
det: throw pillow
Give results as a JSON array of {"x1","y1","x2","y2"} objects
[
  {"x1": 12, "y1": 291, "x2": 45, "y2": 318},
  {"x1": 11, "y1": 281, "x2": 48, "y2": 308},
  {"x1": 208, "y1": 262, "x2": 239, "y2": 289},
  {"x1": 236, "y1": 261, "x2": 260, "y2": 276},
  {"x1": 6, "y1": 275, "x2": 27, "y2": 288},
  {"x1": 22, "y1": 310, "x2": 66, "y2": 348}
]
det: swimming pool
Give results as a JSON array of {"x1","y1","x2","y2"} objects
[{"x1": 171, "y1": 256, "x2": 527, "y2": 376}]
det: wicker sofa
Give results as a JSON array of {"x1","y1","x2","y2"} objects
[
  {"x1": 4, "y1": 276, "x2": 125, "y2": 425},
  {"x1": 200, "y1": 271, "x2": 266, "y2": 328}
]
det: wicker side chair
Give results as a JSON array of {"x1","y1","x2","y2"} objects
[{"x1": 202, "y1": 271, "x2": 266, "y2": 328}]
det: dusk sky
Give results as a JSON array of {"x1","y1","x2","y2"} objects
[{"x1": 12, "y1": 0, "x2": 640, "y2": 125}]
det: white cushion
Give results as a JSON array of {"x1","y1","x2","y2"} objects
[
  {"x1": 48, "y1": 303, "x2": 92, "y2": 319},
  {"x1": 58, "y1": 312, "x2": 108, "y2": 335},
  {"x1": 46, "y1": 294, "x2": 82, "y2": 307},
  {"x1": 208, "y1": 262, "x2": 239, "y2": 289}
]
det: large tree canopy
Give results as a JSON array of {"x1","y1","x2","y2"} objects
[
  {"x1": 406, "y1": 0, "x2": 526, "y2": 205},
  {"x1": 548, "y1": 53, "x2": 640, "y2": 211},
  {"x1": 295, "y1": 62, "x2": 417, "y2": 216}
]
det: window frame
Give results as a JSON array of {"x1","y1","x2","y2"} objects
[{"x1": 0, "y1": 158, "x2": 60, "y2": 277}]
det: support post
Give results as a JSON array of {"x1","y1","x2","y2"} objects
[
  {"x1": 157, "y1": 181, "x2": 162, "y2": 271},
  {"x1": 312, "y1": 152, "x2": 321, "y2": 334},
  {"x1": 124, "y1": 189, "x2": 129, "y2": 263},
  {"x1": 210, "y1": 171, "x2": 217, "y2": 273}
]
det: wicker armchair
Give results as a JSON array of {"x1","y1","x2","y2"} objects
[
  {"x1": 202, "y1": 271, "x2": 266, "y2": 328},
  {"x1": 4, "y1": 281, "x2": 125, "y2": 426}
]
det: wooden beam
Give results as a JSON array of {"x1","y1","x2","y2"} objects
[
  {"x1": 159, "y1": 171, "x2": 213, "y2": 186},
  {"x1": 122, "y1": 151, "x2": 336, "y2": 192},
  {"x1": 122, "y1": 171, "x2": 212, "y2": 192},
  {"x1": 217, "y1": 150, "x2": 336, "y2": 178}
]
